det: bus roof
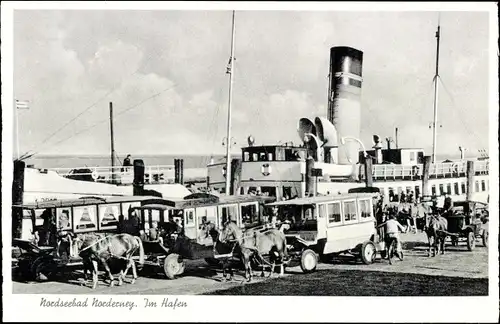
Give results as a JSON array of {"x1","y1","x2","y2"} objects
[
  {"x1": 14, "y1": 195, "x2": 166, "y2": 209},
  {"x1": 267, "y1": 193, "x2": 378, "y2": 206},
  {"x1": 131, "y1": 194, "x2": 275, "y2": 210}
]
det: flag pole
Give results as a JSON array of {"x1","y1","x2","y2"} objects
[{"x1": 15, "y1": 99, "x2": 20, "y2": 160}]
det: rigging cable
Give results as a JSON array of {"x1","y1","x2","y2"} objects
[{"x1": 20, "y1": 84, "x2": 178, "y2": 160}]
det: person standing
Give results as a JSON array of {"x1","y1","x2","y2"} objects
[
  {"x1": 123, "y1": 154, "x2": 132, "y2": 167},
  {"x1": 443, "y1": 193, "x2": 453, "y2": 216}
]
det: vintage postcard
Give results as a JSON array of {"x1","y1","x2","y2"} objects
[{"x1": 2, "y1": 1, "x2": 498, "y2": 322}]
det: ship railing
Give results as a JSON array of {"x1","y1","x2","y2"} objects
[
  {"x1": 50, "y1": 165, "x2": 175, "y2": 185},
  {"x1": 363, "y1": 160, "x2": 488, "y2": 181}
]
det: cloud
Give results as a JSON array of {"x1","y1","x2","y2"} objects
[{"x1": 12, "y1": 10, "x2": 491, "y2": 159}]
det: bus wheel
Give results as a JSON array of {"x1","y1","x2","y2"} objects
[
  {"x1": 300, "y1": 249, "x2": 317, "y2": 273},
  {"x1": 163, "y1": 254, "x2": 184, "y2": 279},
  {"x1": 360, "y1": 241, "x2": 376, "y2": 265}
]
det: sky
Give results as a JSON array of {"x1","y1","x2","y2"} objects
[{"x1": 12, "y1": 8, "x2": 493, "y2": 159}]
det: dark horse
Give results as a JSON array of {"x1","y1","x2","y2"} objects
[
  {"x1": 424, "y1": 214, "x2": 449, "y2": 257},
  {"x1": 200, "y1": 222, "x2": 241, "y2": 282},
  {"x1": 219, "y1": 222, "x2": 288, "y2": 282},
  {"x1": 73, "y1": 233, "x2": 144, "y2": 289}
]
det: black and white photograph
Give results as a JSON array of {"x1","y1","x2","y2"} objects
[{"x1": 2, "y1": 2, "x2": 498, "y2": 322}]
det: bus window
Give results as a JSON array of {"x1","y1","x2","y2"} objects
[
  {"x1": 318, "y1": 204, "x2": 326, "y2": 218},
  {"x1": 474, "y1": 181, "x2": 480, "y2": 192},
  {"x1": 327, "y1": 202, "x2": 342, "y2": 225},
  {"x1": 241, "y1": 203, "x2": 259, "y2": 227},
  {"x1": 304, "y1": 207, "x2": 316, "y2": 220},
  {"x1": 446, "y1": 183, "x2": 452, "y2": 195},
  {"x1": 481, "y1": 180, "x2": 486, "y2": 191},
  {"x1": 343, "y1": 201, "x2": 357, "y2": 222},
  {"x1": 196, "y1": 207, "x2": 208, "y2": 229},
  {"x1": 358, "y1": 199, "x2": 372, "y2": 219},
  {"x1": 439, "y1": 184, "x2": 444, "y2": 196},
  {"x1": 184, "y1": 209, "x2": 195, "y2": 228},
  {"x1": 461, "y1": 182, "x2": 466, "y2": 194},
  {"x1": 454, "y1": 182, "x2": 460, "y2": 195},
  {"x1": 431, "y1": 185, "x2": 436, "y2": 196},
  {"x1": 220, "y1": 205, "x2": 238, "y2": 227},
  {"x1": 414, "y1": 186, "x2": 420, "y2": 198}
]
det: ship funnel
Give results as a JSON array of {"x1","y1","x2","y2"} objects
[
  {"x1": 297, "y1": 118, "x2": 317, "y2": 143},
  {"x1": 328, "y1": 46, "x2": 363, "y2": 165}
]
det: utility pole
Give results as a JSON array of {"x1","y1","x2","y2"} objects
[{"x1": 109, "y1": 102, "x2": 115, "y2": 184}]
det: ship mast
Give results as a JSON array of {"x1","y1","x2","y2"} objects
[
  {"x1": 431, "y1": 24, "x2": 441, "y2": 163},
  {"x1": 224, "y1": 10, "x2": 236, "y2": 194}
]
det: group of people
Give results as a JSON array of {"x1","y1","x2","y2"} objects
[{"x1": 374, "y1": 191, "x2": 454, "y2": 262}]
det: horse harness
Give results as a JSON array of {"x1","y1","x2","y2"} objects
[
  {"x1": 77, "y1": 234, "x2": 138, "y2": 261},
  {"x1": 222, "y1": 230, "x2": 279, "y2": 267}
]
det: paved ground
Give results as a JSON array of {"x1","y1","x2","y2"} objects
[{"x1": 12, "y1": 232, "x2": 489, "y2": 296}]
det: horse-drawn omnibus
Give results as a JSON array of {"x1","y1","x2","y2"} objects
[
  {"x1": 267, "y1": 192, "x2": 384, "y2": 273},
  {"x1": 127, "y1": 193, "x2": 275, "y2": 279},
  {"x1": 11, "y1": 195, "x2": 168, "y2": 281}
]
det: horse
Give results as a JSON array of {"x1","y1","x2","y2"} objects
[
  {"x1": 424, "y1": 214, "x2": 449, "y2": 257},
  {"x1": 200, "y1": 222, "x2": 240, "y2": 282},
  {"x1": 73, "y1": 233, "x2": 144, "y2": 289},
  {"x1": 219, "y1": 221, "x2": 288, "y2": 282}
]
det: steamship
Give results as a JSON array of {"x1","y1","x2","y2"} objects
[{"x1": 206, "y1": 44, "x2": 490, "y2": 205}]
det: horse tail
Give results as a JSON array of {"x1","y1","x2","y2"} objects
[{"x1": 135, "y1": 236, "x2": 145, "y2": 265}]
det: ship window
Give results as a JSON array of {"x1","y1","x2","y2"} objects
[
  {"x1": 439, "y1": 184, "x2": 444, "y2": 196},
  {"x1": 282, "y1": 187, "x2": 292, "y2": 200},
  {"x1": 474, "y1": 181, "x2": 480, "y2": 192},
  {"x1": 327, "y1": 202, "x2": 342, "y2": 225},
  {"x1": 343, "y1": 201, "x2": 357, "y2": 222},
  {"x1": 454, "y1": 183, "x2": 460, "y2": 195},
  {"x1": 388, "y1": 187, "x2": 395, "y2": 202},
  {"x1": 260, "y1": 186, "x2": 277, "y2": 197},
  {"x1": 431, "y1": 185, "x2": 436, "y2": 196},
  {"x1": 446, "y1": 183, "x2": 452, "y2": 195},
  {"x1": 415, "y1": 186, "x2": 420, "y2": 198}
]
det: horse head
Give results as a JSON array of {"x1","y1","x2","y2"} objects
[{"x1": 219, "y1": 221, "x2": 241, "y2": 244}]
